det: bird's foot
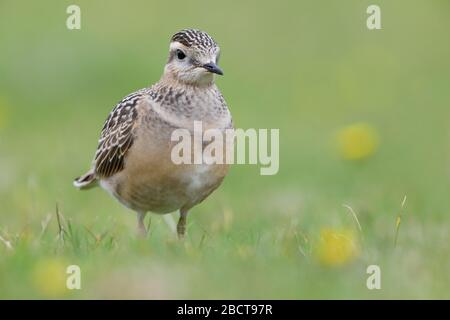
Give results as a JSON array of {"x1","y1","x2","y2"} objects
[
  {"x1": 137, "y1": 211, "x2": 148, "y2": 238},
  {"x1": 137, "y1": 224, "x2": 148, "y2": 238},
  {"x1": 177, "y1": 213, "x2": 187, "y2": 240}
]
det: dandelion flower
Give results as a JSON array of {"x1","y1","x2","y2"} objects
[
  {"x1": 237, "y1": 245, "x2": 253, "y2": 259},
  {"x1": 315, "y1": 228, "x2": 358, "y2": 267},
  {"x1": 336, "y1": 123, "x2": 379, "y2": 160},
  {"x1": 32, "y1": 258, "x2": 67, "y2": 297}
]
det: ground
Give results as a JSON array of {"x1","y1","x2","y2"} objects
[{"x1": 0, "y1": 0, "x2": 450, "y2": 299}]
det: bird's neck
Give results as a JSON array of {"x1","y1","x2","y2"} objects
[
  {"x1": 159, "y1": 70, "x2": 215, "y2": 89},
  {"x1": 151, "y1": 74, "x2": 225, "y2": 126}
]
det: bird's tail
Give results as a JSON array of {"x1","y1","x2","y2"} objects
[{"x1": 73, "y1": 169, "x2": 98, "y2": 190}]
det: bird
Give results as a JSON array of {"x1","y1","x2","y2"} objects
[{"x1": 74, "y1": 29, "x2": 233, "y2": 239}]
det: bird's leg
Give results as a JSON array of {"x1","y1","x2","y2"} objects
[
  {"x1": 177, "y1": 209, "x2": 188, "y2": 240},
  {"x1": 137, "y1": 211, "x2": 148, "y2": 237}
]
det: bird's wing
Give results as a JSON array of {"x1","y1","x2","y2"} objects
[{"x1": 93, "y1": 89, "x2": 147, "y2": 178}]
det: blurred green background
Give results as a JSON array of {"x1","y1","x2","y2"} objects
[{"x1": 1, "y1": 0, "x2": 450, "y2": 299}]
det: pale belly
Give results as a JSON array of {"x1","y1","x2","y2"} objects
[{"x1": 100, "y1": 161, "x2": 229, "y2": 214}]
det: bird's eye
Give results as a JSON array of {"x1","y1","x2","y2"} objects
[{"x1": 176, "y1": 49, "x2": 186, "y2": 60}]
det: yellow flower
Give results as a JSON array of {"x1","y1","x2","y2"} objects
[
  {"x1": 32, "y1": 258, "x2": 67, "y2": 298},
  {"x1": 237, "y1": 245, "x2": 253, "y2": 259},
  {"x1": 336, "y1": 123, "x2": 379, "y2": 160},
  {"x1": 315, "y1": 228, "x2": 358, "y2": 267}
]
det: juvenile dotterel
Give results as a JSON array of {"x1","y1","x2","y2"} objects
[{"x1": 74, "y1": 29, "x2": 233, "y2": 238}]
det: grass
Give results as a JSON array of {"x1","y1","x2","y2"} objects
[{"x1": 1, "y1": 0, "x2": 450, "y2": 299}]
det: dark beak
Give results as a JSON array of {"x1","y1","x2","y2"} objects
[{"x1": 202, "y1": 62, "x2": 224, "y2": 75}]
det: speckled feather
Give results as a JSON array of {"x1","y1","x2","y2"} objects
[
  {"x1": 171, "y1": 29, "x2": 218, "y2": 53},
  {"x1": 92, "y1": 82, "x2": 231, "y2": 179}
]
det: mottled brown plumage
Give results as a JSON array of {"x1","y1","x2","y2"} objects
[{"x1": 74, "y1": 29, "x2": 232, "y2": 238}]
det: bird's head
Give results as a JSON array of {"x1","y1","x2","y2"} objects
[{"x1": 163, "y1": 29, "x2": 223, "y2": 86}]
